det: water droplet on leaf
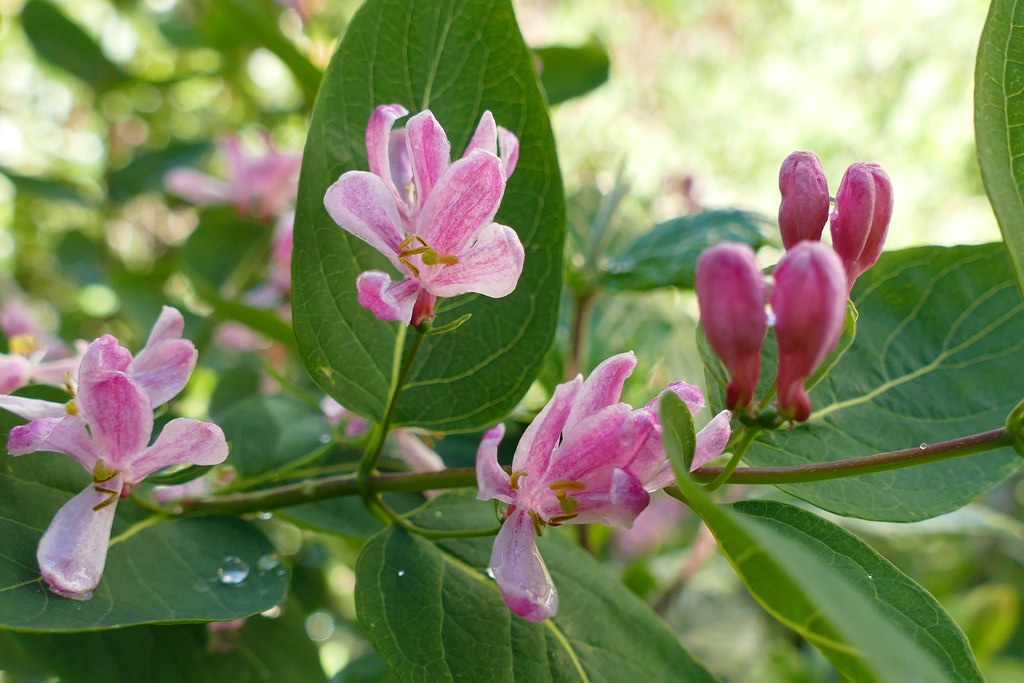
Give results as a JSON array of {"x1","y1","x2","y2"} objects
[
  {"x1": 486, "y1": 567, "x2": 495, "y2": 580},
  {"x1": 397, "y1": 570, "x2": 405, "y2": 577},
  {"x1": 919, "y1": 443, "x2": 928, "y2": 450},
  {"x1": 319, "y1": 433, "x2": 330, "y2": 444},
  {"x1": 217, "y1": 556, "x2": 250, "y2": 585},
  {"x1": 257, "y1": 553, "x2": 280, "y2": 572},
  {"x1": 257, "y1": 511, "x2": 273, "y2": 520}
]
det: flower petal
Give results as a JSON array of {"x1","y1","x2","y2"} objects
[
  {"x1": 0, "y1": 354, "x2": 32, "y2": 393},
  {"x1": 78, "y1": 335, "x2": 132, "y2": 377},
  {"x1": 392, "y1": 429, "x2": 444, "y2": 473},
  {"x1": 355, "y1": 271, "x2": 421, "y2": 324},
  {"x1": 647, "y1": 380, "x2": 705, "y2": 416},
  {"x1": 417, "y1": 150, "x2": 505, "y2": 255},
  {"x1": 37, "y1": 481, "x2": 120, "y2": 600},
  {"x1": 691, "y1": 410, "x2": 732, "y2": 471},
  {"x1": 164, "y1": 168, "x2": 232, "y2": 205},
  {"x1": 7, "y1": 414, "x2": 99, "y2": 471},
  {"x1": 543, "y1": 403, "x2": 633, "y2": 483},
  {"x1": 366, "y1": 104, "x2": 410, "y2": 193},
  {"x1": 420, "y1": 223, "x2": 524, "y2": 299},
  {"x1": 464, "y1": 111, "x2": 497, "y2": 157},
  {"x1": 546, "y1": 467, "x2": 649, "y2": 528},
  {"x1": 496, "y1": 126, "x2": 519, "y2": 179},
  {"x1": 76, "y1": 370, "x2": 152, "y2": 470},
  {"x1": 405, "y1": 110, "x2": 452, "y2": 209},
  {"x1": 511, "y1": 377, "x2": 581, "y2": 476},
  {"x1": 475, "y1": 424, "x2": 515, "y2": 504},
  {"x1": 30, "y1": 356, "x2": 82, "y2": 388},
  {"x1": 0, "y1": 395, "x2": 69, "y2": 421},
  {"x1": 324, "y1": 171, "x2": 406, "y2": 270},
  {"x1": 127, "y1": 418, "x2": 229, "y2": 483},
  {"x1": 489, "y1": 508, "x2": 558, "y2": 622},
  {"x1": 563, "y1": 351, "x2": 636, "y2": 438},
  {"x1": 128, "y1": 307, "x2": 196, "y2": 407}
]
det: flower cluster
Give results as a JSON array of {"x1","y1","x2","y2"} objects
[
  {"x1": 697, "y1": 151, "x2": 893, "y2": 421},
  {"x1": 324, "y1": 104, "x2": 525, "y2": 327},
  {"x1": 475, "y1": 352, "x2": 730, "y2": 621},
  {"x1": 1, "y1": 307, "x2": 228, "y2": 599}
]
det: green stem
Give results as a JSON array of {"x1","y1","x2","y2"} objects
[
  {"x1": 371, "y1": 493, "x2": 500, "y2": 539},
  {"x1": 703, "y1": 425, "x2": 759, "y2": 492}
]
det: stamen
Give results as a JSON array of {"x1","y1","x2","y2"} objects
[
  {"x1": 65, "y1": 399, "x2": 79, "y2": 416},
  {"x1": 509, "y1": 469, "x2": 528, "y2": 489},
  {"x1": 91, "y1": 485, "x2": 119, "y2": 511},
  {"x1": 93, "y1": 462, "x2": 118, "y2": 484},
  {"x1": 528, "y1": 509, "x2": 544, "y2": 536},
  {"x1": 548, "y1": 479, "x2": 586, "y2": 491},
  {"x1": 547, "y1": 512, "x2": 579, "y2": 525},
  {"x1": 8, "y1": 334, "x2": 36, "y2": 356},
  {"x1": 555, "y1": 490, "x2": 579, "y2": 514}
]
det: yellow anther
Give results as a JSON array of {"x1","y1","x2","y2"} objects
[
  {"x1": 91, "y1": 485, "x2": 120, "y2": 511},
  {"x1": 528, "y1": 509, "x2": 544, "y2": 536},
  {"x1": 509, "y1": 469, "x2": 528, "y2": 490},
  {"x1": 93, "y1": 461, "x2": 118, "y2": 484},
  {"x1": 555, "y1": 489, "x2": 579, "y2": 514},
  {"x1": 437, "y1": 254, "x2": 458, "y2": 265},
  {"x1": 548, "y1": 479, "x2": 586, "y2": 491},
  {"x1": 8, "y1": 334, "x2": 37, "y2": 356},
  {"x1": 65, "y1": 399, "x2": 79, "y2": 416},
  {"x1": 547, "y1": 512, "x2": 579, "y2": 525}
]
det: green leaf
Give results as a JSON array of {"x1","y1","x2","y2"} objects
[
  {"x1": 600, "y1": 209, "x2": 770, "y2": 292},
  {"x1": 660, "y1": 392, "x2": 968, "y2": 683},
  {"x1": 355, "y1": 491, "x2": 719, "y2": 683},
  {"x1": 0, "y1": 452, "x2": 286, "y2": 632},
  {"x1": 534, "y1": 43, "x2": 610, "y2": 106},
  {"x1": 109, "y1": 140, "x2": 213, "y2": 203},
  {"x1": 727, "y1": 244, "x2": 1024, "y2": 521},
  {"x1": 975, "y1": 0, "x2": 1024, "y2": 301},
  {"x1": 2, "y1": 601, "x2": 326, "y2": 683},
  {"x1": 20, "y1": 0, "x2": 124, "y2": 91},
  {"x1": 292, "y1": 0, "x2": 565, "y2": 432}
]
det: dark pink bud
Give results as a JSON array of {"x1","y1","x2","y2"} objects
[
  {"x1": 778, "y1": 151, "x2": 830, "y2": 250},
  {"x1": 696, "y1": 243, "x2": 768, "y2": 412},
  {"x1": 829, "y1": 162, "x2": 893, "y2": 292},
  {"x1": 770, "y1": 242, "x2": 847, "y2": 422}
]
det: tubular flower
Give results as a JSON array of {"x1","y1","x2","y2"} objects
[
  {"x1": 778, "y1": 151, "x2": 830, "y2": 249},
  {"x1": 695, "y1": 243, "x2": 768, "y2": 413},
  {"x1": 475, "y1": 351, "x2": 730, "y2": 621},
  {"x1": 324, "y1": 104, "x2": 524, "y2": 326},
  {"x1": 2, "y1": 312, "x2": 225, "y2": 600},
  {"x1": 829, "y1": 161, "x2": 894, "y2": 292},
  {"x1": 770, "y1": 242, "x2": 847, "y2": 422}
]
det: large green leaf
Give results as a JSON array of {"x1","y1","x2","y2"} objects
[
  {"x1": 600, "y1": 209, "x2": 770, "y2": 292},
  {"x1": 975, "y1": 0, "x2": 1024, "y2": 301},
  {"x1": 1, "y1": 601, "x2": 325, "y2": 683},
  {"x1": 661, "y1": 392, "x2": 966, "y2": 683},
  {"x1": 20, "y1": 0, "x2": 125, "y2": 92},
  {"x1": 533, "y1": 43, "x2": 610, "y2": 106},
  {"x1": 0, "y1": 452, "x2": 286, "y2": 632},
  {"x1": 292, "y1": 0, "x2": 565, "y2": 432},
  {"x1": 711, "y1": 244, "x2": 1024, "y2": 521},
  {"x1": 355, "y1": 491, "x2": 719, "y2": 683}
]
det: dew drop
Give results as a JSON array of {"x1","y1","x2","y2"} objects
[
  {"x1": 397, "y1": 569, "x2": 406, "y2": 577},
  {"x1": 217, "y1": 556, "x2": 250, "y2": 585},
  {"x1": 919, "y1": 443, "x2": 928, "y2": 450},
  {"x1": 867, "y1": 574, "x2": 874, "y2": 580},
  {"x1": 260, "y1": 604, "x2": 283, "y2": 619},
  {"x1": 485, "y1": 567, "x2": 496, "y2": 580},
  {"x1": 318, "y1": 433, "x2": 331, "y2": 444},
  {"x1": 257, "y1": 511, "x2": 273, "y2": 521},
  {"x1": 257, "y1": 553, "x2": 280, "y2": 572},
  {"x1": 275, "y1": 568, "x2": 286, "y2": 577}
]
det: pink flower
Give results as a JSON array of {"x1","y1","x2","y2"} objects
[
  {"x1": 778, "y1": 151, "x2": 830, "y2": 249},
  {"x1": 475, "y1": 352, "x2": 729, "y2": 621},
  {"x1": 829, "y1": 161, "x2": 894, "y2": 292},
  {"x1": 2, "y1": 309, "x2": 225, "y2": 600},
  {"x1": 165, "y1": 132, "x2": 301, "y2": 221},
  {"x1": 695, "y1": 243, "x2": 768, "y2": 413},
  {"x1": 0, "y1": 296, "x2": 81, "y2": 394},
  {"x1": 770, "y1": 242, "x2": 847, "y2": 422},
  {"x1": 324, "y1": 104, "x2": 524, "y2": 326}
]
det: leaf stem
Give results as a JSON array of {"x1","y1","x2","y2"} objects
[{"x1": 703, "y1": 425, "x2": 759, "y2": 492}]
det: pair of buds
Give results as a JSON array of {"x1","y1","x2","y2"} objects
[{"x1": 696, "y1": 152, "x2": 893, "y2": 422}]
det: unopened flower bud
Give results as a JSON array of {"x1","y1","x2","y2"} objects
[
  {"x1": 829, "y1": 162, "x2": 893, "y2": 292},
  {"x1": 770, "y1": 242, "x2": 847, "y2": 422},
  {"x1": 778, "y1": 151, "x2": 830, "y2": 250},
  {"x1": 696, "y1": 243, "x2": 768, "y2": 412}
]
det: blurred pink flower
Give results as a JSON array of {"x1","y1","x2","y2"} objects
[
  {"x1": 165, "y1": 132, "x2": 301, "y2": 221},
  {"x1": 1, "y1": 295, "x2": 81, "y2": 394},
  {"x1": 324, "y1": 104, "x2": 523, "y2": 326}
]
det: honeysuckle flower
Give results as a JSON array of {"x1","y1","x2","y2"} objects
[
  {"x1": 695, "y1": 243, "x2": 768, "y2": 413},
  {"x1": 829, "y1": 161, "x2": 894, "y2": 292},
  {"x1": 476, "y1": 352, "x2": 730, "y2": 621},
  {"x1": 778, "y1": 150, "x2": 830, "y2": 249},
  {"x1": 324, "y1": 104, "x2": 524, "y2": 326},
  {"x1": 4, "y1": 330, "x2": 227, "y2": 600},
  {"x1": 770, "y1": 242, "x2": 847, "y2": 422},
  {"x1": 165, "y1": 132, "x2": 301, "y2": 221},
  {"x1": 1, "y1": 294, "x2": 81, "y2": 394}
]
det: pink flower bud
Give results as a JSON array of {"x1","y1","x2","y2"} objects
[
  {"x1": 695, "y1": 243, "x2": 768, "y2": 412},
  {"x1": 778, "y1": 151, "x2": 830, "y2": 250},
  {"x1": 770, "y1": 242, "x2": 847, "y2": 422},
  {"x1": 829, "y1": 162, "x2": 893, "y2": 291}
]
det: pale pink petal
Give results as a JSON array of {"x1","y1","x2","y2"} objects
[
  {"x1": 543, "y1": 404, "x2": 633, "y2": 482},
  {"x1": 496, "y1": 126, "x2": 519, "y2": 179},
  {"x1": 355, "y1": 271, "x2": 421, "y2": 324},
  {"x1": 691, "y1": 410, "x2": 732, "y2": 471},
  {"x1": 366, "y1": 104, "x2": 410, "y2": 192},
  {"x1": 405, "y1": 110, "x2": 452, "y2": 209},
  {"x1": 129, "y1": 339, "x2": 196, "y2": 408},
  {"x1": 546, "y1": 468, "x2": 649, "y2": 527},
  {"x1": 475, "y1": 424, "x2": 515, "y2": 504},
  {"x1": 142, "y1": 306, "x2": 185, "y2": 349},
  {"x1": 29, "y1": 356, "x2": 82, "y2": 388},
  {"x1": 511, "y1": 377, "x2": 581, "y2": 475},
  {"x1": 489, "y1": 508, "x2": 558, "y2": 622},
  {"x1": 37, "y1": 481, "x2": 120, "y2": 600},
  {"x1": 164, "y1": 168, "x2": 232, "y2": 205},
  {"x1": 78, "y1": 335, "x2": 132, "y2": 377},
  {"x1": 417, "y1": 150, "x2": 505, "y2": 255},
  {"x1": 563, "y1": 352, "x2": 636, "y2": 436},
  {"x1": 127, "y1": 418, "x2": 229, "y2": 483},
  {"x1": 421, "y1": 223, "x2": 524, "y2": 298},
  {"x1": 620, "y1": 410, "x2": 670, "y2": 486},
  {"x1": 392, "y1": 429, "x2": 444, "y2": 473},
  {"x1": 0, "y1": 354, "x2": 32, "y2": 393},
  {"x1": 324, "y1": 171, "x2": 406, "y2": 271},
  {"x1": 647, "y1": 380, "x2": 705, "y2": 417},
  {"x1": 464, "y1": 111, "x2": 497, "y2": 157},
  {"x1": 0, "y1": 395, "x2": 69, "y2": 421},
  {"x1": 7, "y1": 415, "x2": 99, "y2": 471},
  {"x1": 75, "y1": 371, "x2": 152, "y2": 471}
]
